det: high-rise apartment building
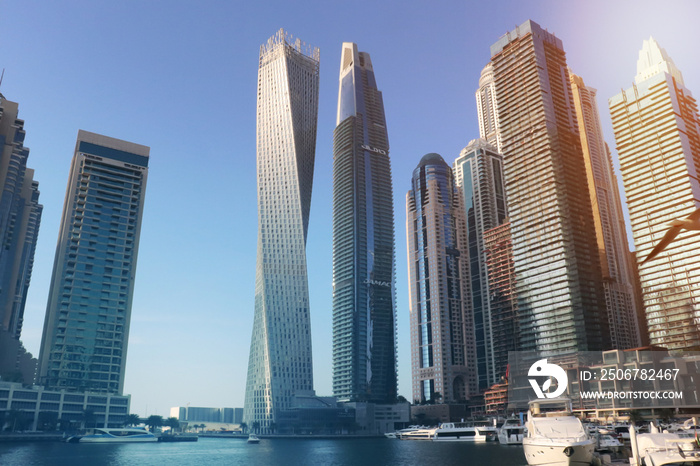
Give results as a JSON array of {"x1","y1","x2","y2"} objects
[
  {"x1": 609, "y1": 38, "x2": 700, "y2": 350},
  {"x1": 332, "y1": 43, "x2": 396, "y2": 403},
  {"x1": 475, "y1": 63, "x2": 502, "y2": 153},
  {"x1": 570, "y1": 71, "x2": 641, "y2": 350},
  {"x1": 244, "y1": 30, "x2": 320, "y2": 430},
  {"x1": 407, "y1": 153, "x2": 476, "y2": 404},
  {"x1": 0, "y1": 94, "x2": 42, "y2": 341},
  {"x1": 37, "y1": 130, "x2": 149, "y2": 394},
  {"x1": 453, "y1": 139, "x2": 507, "y2": 390},
  {"x1": 489, "y1": 20, "x2": 609, "y2": 353},
  {"x1": 483, "y1": 221, "x2": 518, "y2": 382}
]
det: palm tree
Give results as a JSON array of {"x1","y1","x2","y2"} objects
[
  {"x1": 165, "y1": 417, "x2": 180, "y2": 433},
  {"x1": 124, "y1": 414, "x2": 141, "y2": 427},
  {"x1": 146, "y1": 415, "x2": 164, "y2": 432},
  {"x1": 251, "y1": 421, "x2": 261, "y2": 433},
  {"x1": 239, "y1": 422, "x2": 248, "y2": 434}
]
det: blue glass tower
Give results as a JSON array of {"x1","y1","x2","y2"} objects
[
  {"x1": 332, "y1": 43, "x2": 396, "y2": 402},
  {"x1": 37, "y1": 130, "x2": 149, "y2": 394}
]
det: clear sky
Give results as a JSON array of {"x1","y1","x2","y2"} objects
[{"x1": 3, "y1": 0, "x2": 699, "y2": 418}]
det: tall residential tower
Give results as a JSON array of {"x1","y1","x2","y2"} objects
[
  {"x1": 332, "y1": 43, "x2": 396, "y2": 403},
  {"x1": 0, "y1": 94, "x2": 42, "y2": 342},
  {"x1": 489, "y1": 20, "x2": 609, "y2": 354},
  {"x1": 244, "y1": 30, "x2": 320, "y2": 430},
  {"x1": 570, "y1": 71, "x2": 641, "y2": 350},
  {"x1": 609, "y1": 38, "x2": 700, "y2": 350},
  {"x1": 407, "y1": 153, "x2": 476, "y2": 404},
  {"x1": 453, "y1": 139, "x2": 507, "y2": 390},
  {"x1": 37, "y1": 130, "x2": 149, "y2": 394}
]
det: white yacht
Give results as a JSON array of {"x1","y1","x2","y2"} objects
[
  {"x1": 247, "y1": 433, "x2": 260, "y2": 444},
  {"x1": 385, "y1": 425, "x2": 425, "y2": 439},
  {"x1": 595, "y1": 433, "x2": 622, "y2": 451},
  {"x1": 399, "y1": 426, "x2": 436, "y2": 440},
  {"x1": 499, "y1": 417, "x2": 526, "y2": 445},
  {"x1": 72, "y1": 427, "x2": 157, "y2": 443},
  {"x1": 522, "y1": 398, "x2": 594, "y2": 466},
  {"x1": 432, "y1": 422, "x2": 498, "y2": 442},
  {"x1": 630, "y1": 422, "x2": 700, "y2": 465}
]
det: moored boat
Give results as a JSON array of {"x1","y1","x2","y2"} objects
[
  {"x1": 522, "y1": 398, "x2": 594, "y2": 466},
  {"x1": 433, "y1": 422, "x2": 498, "y2": 442},
  {"x1": 499, "y1": 417, "x2": 526, "y2": 445},
  {"x1": 73, "y1": 427, "x2": 157, "y2": 443},
  {"x1": 629, "y1": 421, "x2": 700, "y2": 465},
  {"x1": 247, "y1": 433, "x2": 260, "y2": 444}
]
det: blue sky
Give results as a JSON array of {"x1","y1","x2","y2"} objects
[{"x1": 3, "y1": 0, "x2": 699, "y2": 417}]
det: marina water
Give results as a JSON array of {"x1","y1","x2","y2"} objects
[{"x1": 1, "y1": 437, "x2": 527, "y2": 465}]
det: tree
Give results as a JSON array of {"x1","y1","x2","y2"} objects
[
  {"x1": 146, "y1": 415, "x2": 164, "y2": 432},
  {"x1": 269, "y1": 421, "x2": 277, "y2": 434},
  {"x1": 124, "y1": 414, "x2": 141, "y2": 427},
  {"x1": 251, "y1": 421, "x2": 261, "y2": 433},
  {"x1": 165, "y1": 417, "x2": 180, "y2": 433},
  {"x1": 4, "y1": 410, "x2": 27, "y2": 432},
  {"x1": 239, "y1": 422, "x2": 248, "y2": 434},
  {"x1": 397, "y1": 395, "x2": 408, "y2": 404},
  {"x1": 37, "y1": 411, "x2": 58, "y2": 431},
  {"x1": 82, "y1": 409, "x2": 97, "y2": 429},
  {"x1": 433, "y1": 392, "x2": 442, "y2": 404}
]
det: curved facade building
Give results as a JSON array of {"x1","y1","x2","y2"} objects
[
  {"x1": 407, "y1": 154, "x2": 476, "y2": 403},
  {"x1": 244, "y1": 30, "x2": 320, "y2": 430},
  {"x1": 332, "y1": 43, "x2": 396, "y2": 403}
]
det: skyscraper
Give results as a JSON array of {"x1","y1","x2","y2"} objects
[
  {"x1": 244, "y1": 30, "x2": 320, "y2": 430},
  {"x1": 475, "y1": 63, "x2": 502, "y2": 153},
  {"x1": 489, "y1": 20, "x2": 609, "y2": 353},
  {"x1": 570, "y1": 71, "x2": 641, "y2": 350},
  {"x1": 407, "y1": 153, "x2": 476, "y2": 404},
  {"x1": 483, "y1": 221, "x2": 518, "y2": 382},
  {"x1": 609, "y1": 38, "x2": 700, "y2": 350},
  {"x1": 453, "y1": 138, "x2": 507, "y2": 390},
  {"x1": 332, "y1": 43, "x2": 396, "y2": 403},
  {"x1": 0, "y1": 94, "x2": 42, "y2": 341},
  {"x1": 37, "y1": 130, "x2": 149, "y2": 394}
]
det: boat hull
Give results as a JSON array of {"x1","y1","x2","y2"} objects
[
  {"x1": 523, "y1": 439, "x2": 594, "y2": 466},
  {"x1": 79, "y1": 436, "x2": 157, "y2": 443}
]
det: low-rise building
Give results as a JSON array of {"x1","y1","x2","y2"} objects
[{"x1": 0, "y1": 380, "x2": 130, "y2": 431}]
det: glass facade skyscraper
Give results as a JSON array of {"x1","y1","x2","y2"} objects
[
  {"x1": 332, "y1": 43, "x2": 396, "y2": 403},
  {"x1": 609, "y1": 38, "x2": 700, "y2": 350},
  {"x1": 489, "y1": 20, "x2": 609, "y2": 354},
  {"x1": 37, "y1": 130, "x2": 149, "y2": 394},
  {"x1": 407, "y1": 153, "x2": 476, "y2": 404},
  {"x1": 244, "y1": 30, "x2": 320, "y2": 430},
  {"x1": 0, "y1": 94, "x2": 42, "y2": 342},
  {"x1": 453, "y1": 139, "x2": 507, "y2": 390},
  {"x1": 570, "y1": 71, "x2": 641, "y2": 350}
]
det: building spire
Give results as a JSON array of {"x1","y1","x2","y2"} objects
[{"x1": 635, "y1": 37, "x2": 684, "y2": 85}]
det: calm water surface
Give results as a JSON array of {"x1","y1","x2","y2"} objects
[{"x1": 0, "y1": 438, "x2": 527, "y2": 465}]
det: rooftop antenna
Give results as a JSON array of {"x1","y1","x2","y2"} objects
[{"x1": 0, "y1": 69, "x2": 4, "y2": 89}]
